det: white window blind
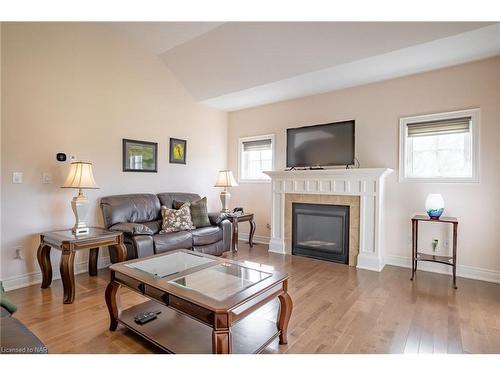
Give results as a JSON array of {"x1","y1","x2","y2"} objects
[
  {"x1": 407, "y1": 117, "x2": 471, "y2": 137},
  {"x1": 242, "y1": 139, "x2": 272, "y2": 152},
  {"x1": 239, "y1": 135, "x2": 274, "y2": 182},
  {"x1": 399, "y1": 109, "x2": 479, "y2": 183}
]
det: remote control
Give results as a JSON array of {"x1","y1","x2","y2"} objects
[{"x1": 134, "y1": 311, "x2": 161, "y2": 325}]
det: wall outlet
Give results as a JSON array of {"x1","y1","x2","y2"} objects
[
  {"x1": 443, "y1": 239, "x2": 450, "y2": 249},
  {"x1": 42, "y1": 172, "x2": 52, "y2": 184},
  {"x1": 12, "y1": 172, "x2": 23, "y2": 184},
  {"x1": 14, "y1": 248, "x2": 24, "y2": 260},
  {"x1": 266, "y1": 223, "x2": 271, "y2": 230}
]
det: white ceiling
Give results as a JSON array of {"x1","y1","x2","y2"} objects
[
  {"x1": 109, "y1": 22, "x2": 500, "y2": 112},
  {"x1": 107, "y1": 22, "x2": 223, "y2": 54}
]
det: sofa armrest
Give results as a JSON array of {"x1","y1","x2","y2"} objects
[
  {"x1": 220, "y1": 219, "x2": 232, "y2": 253},
  {"x1": 208, "y1": 212, "x2": 227, "y2": 226},
  {"x1": 131, "y1": 235, "x2": 155, "y2": 259}
]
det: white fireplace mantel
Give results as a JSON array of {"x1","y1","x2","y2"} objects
[{"x1": 264, "y1": 168, "x2": 393, "y2": 272}]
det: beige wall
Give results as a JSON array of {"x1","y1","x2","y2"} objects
[
  {"x1": 0, "y1": 23, "x2": 228, "y2": 283},
  {"x1": 228, "y1": 57, "x2": 500, "y2": 274}
]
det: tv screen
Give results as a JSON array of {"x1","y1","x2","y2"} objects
[{"x1": 286, "y1": 121, "x2": 355, "y2": 168}]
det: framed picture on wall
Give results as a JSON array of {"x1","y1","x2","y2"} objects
[
  {"x1": 169, "y1": 138, "x2": 187, "y2": 164},
  {"x1": 122, "y1": 139, "x2": 158, "y2": 172}
]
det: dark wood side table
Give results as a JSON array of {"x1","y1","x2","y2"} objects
[
  {"x1": 410, "y1": 215, "x2": 458, "y2": 289},
  {"x1": 37, "y1": 227, "x2": 127, "y2": 304},
  {"x1": 225, "y1": 213, "x2": 256, "y2": 252}
]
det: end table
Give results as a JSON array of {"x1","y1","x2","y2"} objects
[
  {"x1": 37, "y1": 227, "x2": 126, "y2": 304},
  {"x1": 410, "y1": 215, "x2": 458, "y2": 289},
  {"x1": 225, "y1": 213, "x2": 256, "y2": 252}
]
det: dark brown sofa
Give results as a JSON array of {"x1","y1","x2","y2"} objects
[
  {"x1": 1, "y1": 286, "x2": 47, "y2": 354},
  {"x1": 100, "y1": 192, "x2": 231, "y2": 262}
]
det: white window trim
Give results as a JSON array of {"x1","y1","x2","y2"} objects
[
  {"x1": 399, "y1": 108, "x2": 480, "y2": 183},
  {"x1": 238, "y1": 134, "x2": 275, "y2": 184}
]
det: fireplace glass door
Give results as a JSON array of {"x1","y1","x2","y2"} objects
[{"x1": 292, "y1": 203, "x2": 349, "y2": 264}]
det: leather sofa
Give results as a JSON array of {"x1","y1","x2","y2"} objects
[
  {"x1": 100, "y1": 193, "x2": 231, "y2": 262},
  {"x1": 1, "y1": 286, "x2": 47, "y2": 354}
]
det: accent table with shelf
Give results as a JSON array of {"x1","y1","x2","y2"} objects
[{"x1": 410, "y1": 215, "x2": 458, "y2": 289}]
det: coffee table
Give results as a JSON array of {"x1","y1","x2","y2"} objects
[{"x1": 105, "y1": 249, "x2": 292, "y2": 354}]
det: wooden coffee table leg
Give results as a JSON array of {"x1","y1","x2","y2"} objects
[
  {"x1": 277, "y1": 280, "x2": 293, "y2": 345},
  {"x1": 37, "y1": 244, "x2": 52, "y2": 288},
  {"x1": 112, "y1": 244, "x2": 127, "y2": 263},
  {"x1": 105, "y1": 279, "x2": 122, "y2": 331},
  {"x1": 212, "y1": 330, "x2": 231, "y2": 354},
  {"x1": 212, "y1": 312, "x2": 232, "y2": 354},
  {"x1": 60, "y1": 251, "x2": 76, "y2": 304},
  {"x1": 89, "y1": 247, "x2": 99, "y2": 276},
  {"x1": 249, "y1": 218, "x2": 256, "y2": 247}
]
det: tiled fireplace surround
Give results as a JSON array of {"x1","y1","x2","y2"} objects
[
  {"x1": 265, "y1": 168, "x2": 393, "y2": 272},
  {"x1": 285, "y1": 194, "x2": 360, "y2": 266}
]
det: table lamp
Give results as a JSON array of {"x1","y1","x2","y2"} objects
[
  {"x1": 214, "y1": 170, "x2": 238, "y2": 213},
  {"x1": 61, "y1": 161, "x2": 99, "y2": 235}
]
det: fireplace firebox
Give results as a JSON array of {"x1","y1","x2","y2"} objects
[{"x1": 292, "y1": 203, "x2": 349, "y2": 264}]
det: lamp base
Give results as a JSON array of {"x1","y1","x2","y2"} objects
[
  {"x1": 220, "y1": 189, "x2": 231, "y2": 213},
  {"x1": 71, "y1": 189, "x2": 90, "y2": 235}
]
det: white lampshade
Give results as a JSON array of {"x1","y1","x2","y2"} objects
[
  {"x1": 214, "y1": 170, "x2": 238, "y2": 188},
  {"x1": 62, "y1": 162, "x2": 99, "y2": 189}
]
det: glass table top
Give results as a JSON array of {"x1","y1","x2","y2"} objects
[
  {"x1": 169, "y1": 262, "x2": 273, "y2": 301},
  {"x1": 43, "y1": 227, "x2": 117, "y2": 241},
  {"x1": 125, "y1": 251, "x2": 215, "y2": 278}
]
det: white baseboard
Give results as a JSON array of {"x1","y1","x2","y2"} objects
[
  {"x1": 238, "y1": 232, "x2": 270, "y2": 245},
  {"x1": 356, "y1": 253, "x2": 385, "y2": 272},
  {"x1": 2, "y1": 256, "x2": 111, "y2": 291},
  {"x1": 385, "y1": 254, "x2": 500, "y2": 284},
  {"x1": 236, "y1": 234, "x2": 500, "y2": 284}
]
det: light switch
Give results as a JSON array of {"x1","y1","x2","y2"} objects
[
  {"x1": 12, "y1": 172, "x2": 23, "y2": 184},
  {"x1": 42, "y1": 172, "x2": 52, "y2": 184}
]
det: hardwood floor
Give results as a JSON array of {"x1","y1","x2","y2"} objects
[{"x1": 5, "y1": 244, "x2": 500, "y2": 354}]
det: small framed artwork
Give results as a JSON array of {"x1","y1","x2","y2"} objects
[
  {"x1": 122, "y1": 139, "x2": 158, "y2": 172},
  {"x1": 169, "y1": 138, "x2": 187, "y2": 164}
]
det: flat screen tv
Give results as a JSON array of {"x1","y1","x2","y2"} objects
[{"x1": 286, "y1": 120, "x2": 355, "y2": 168}]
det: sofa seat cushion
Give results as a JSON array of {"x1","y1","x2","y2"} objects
[
  {"x1": 190, "y1": 226, "x2": 223, "y2": 246},
  {"x1": 154, "y1": 231, "x2": 193, "y2": 253}
]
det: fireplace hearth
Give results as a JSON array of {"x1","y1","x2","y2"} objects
[{"x1": 292, "y1": 203, "x2": 349, "y2": 264}]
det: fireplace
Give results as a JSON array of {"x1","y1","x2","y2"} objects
[{"x1": 292, "y1": 203, "x2": 349, "y2": 264}]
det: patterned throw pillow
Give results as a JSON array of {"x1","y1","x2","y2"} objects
[
  {"x1": 173, "y1": 197, "x2": 211, "y2": 228},
  {"x1": 160, "y1": 202, "x2": 195, "y2": 233}
]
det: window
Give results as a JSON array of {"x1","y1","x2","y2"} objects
[
  {"x1": 399, "y1": 109, "x2": 480, "y2": 182},
  {"x1": 238, "y1": 134, "x2": 275, "y2": 182}
]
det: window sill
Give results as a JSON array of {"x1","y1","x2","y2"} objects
[
  {"x1": 238, "y1": 179, "x2": 272, "y2": 184},
  {"x1": 399, "y1": 176, "x2": 480, "y2": 183}
]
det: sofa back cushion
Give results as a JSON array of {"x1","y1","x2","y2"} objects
[
  {"x1": 157, "y1": 192, "x2": 201, "y2": 209},
  {"x1": 173, "y1": 197, "x2": 211, "y2": 228},
  {"x1": 100, "y1": 194, "x2": 161, "y2": 228}
]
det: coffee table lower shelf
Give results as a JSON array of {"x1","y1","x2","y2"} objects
[{"x1": 118, "y1": 300, "x2": 280, "y2": 354}]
